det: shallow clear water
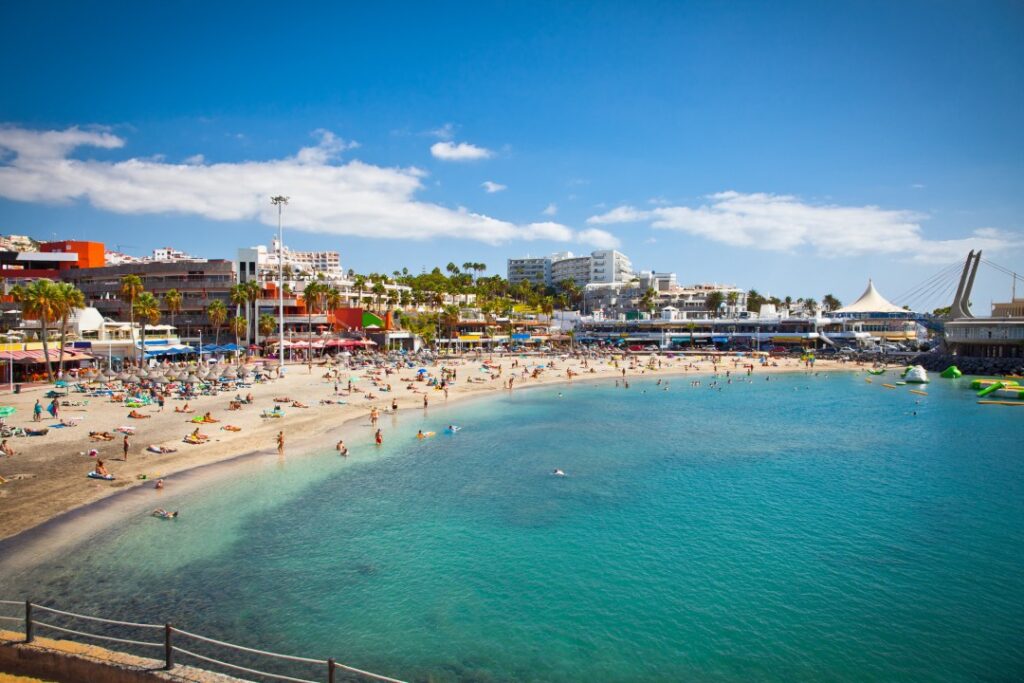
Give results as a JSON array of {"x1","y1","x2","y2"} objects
[{"x1": 7, "y1": 371, "x2": 1024, "y2": 682}]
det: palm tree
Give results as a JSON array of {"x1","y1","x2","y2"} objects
[
  {"x1": 231, "y1": 316, "x2": 247, "y2": 350},
  {"x1": 120, "y1": 274, "x2": 144, "y2": 365},
  {"x1": 164, "y1": 288, "x2": 183, "y2": 331},
  {"x1": 371, "y1": 281, "x2": 386, "y2": 312},
  {"x1": 539, "y1": 296, "x2": 554, "y2": 321},
  {"x1": 746, "y1": 289, "x2": 765, "y2": 315},
  {"x1": 323, "y1": 287, "x2": 343, "y2": 332},
  {"x1": 207, "y1": 300, "x2": 227, "y2": 346},
  {"x1": 245, "y1": 280, "x2": 262, "y2": 345},
  {"x1": 55, "y1": 283, "x2": 85, "y2": 378},
  {"x1": 559, "y1": 279, "x2": 581, "y2": 309},
  {"x1": 258, "y1": 313, "x2": 276, "y2": 339},
  {"x1": 822, "y1": 294, "x2": 842, "y2": 312},
  {"x1": 726, "y1": 291, "x2": 739, "y2": 312},
  {"x1": 303, "y1": 281, "x2": 325, "y2": 372},
  {"x1": 14, "y1": 279, "x2": 60, "y2": 382},
  {"x1": 229, "y1": 283, "x2": 248, "y2": 341},
  {"x1": 639, "y1": 287, "x2": 657, "y2": 317},
  {"x1": 441, "y1": 304, "x2": 460, "y2": 342},
  {"x1": 705, "y1": 291, "x2": 725, "y2": 318},
  {"x1": 133, "y1": 291, "x2": 161, "y2": 360},
  {"x1": 352, "y1": 274, "x2": 367, "y2": 307}
]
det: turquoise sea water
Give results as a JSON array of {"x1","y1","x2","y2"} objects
[{"x1": 5, "y1": 371, "x2": 1024, "y2": 681}]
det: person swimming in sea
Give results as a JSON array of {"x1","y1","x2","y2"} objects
[
  {"x1": 553, "y1": 469, "x2": 566, "y2": 476},
  {"x1": 336, "y1": 440, "x2": 349, "y2": 456},
  {"x1": 152, "y1": 508, "x2": 178, "y2": 519}
]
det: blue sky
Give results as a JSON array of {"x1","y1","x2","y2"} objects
[{"x1": 1, "y1": 0, "x2": 1022, "y2": 309}]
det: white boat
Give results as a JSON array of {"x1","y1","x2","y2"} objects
[{"x1": 904, "y1": 365, "x2": 929, "y2": 384}]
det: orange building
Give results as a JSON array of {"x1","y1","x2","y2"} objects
[{"x1": 40, "y1": 241, "x2": 106, "y2": 269}]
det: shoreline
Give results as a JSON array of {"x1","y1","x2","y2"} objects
[{"x1": 0, "y1": 354, "x2": 859, "y2": 553}]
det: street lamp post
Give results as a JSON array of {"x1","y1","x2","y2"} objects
[{"x1": 271, "y1": 196, "x2": 289, "y2": 373}]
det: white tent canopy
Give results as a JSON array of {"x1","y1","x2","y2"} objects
[{"x1": 835, "y1": 279, "x2": 906, "y2": 314}]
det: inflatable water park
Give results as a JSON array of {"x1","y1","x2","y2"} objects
[{"x1": 864, "y1": 363, "x2": 1024, "y2": 406}]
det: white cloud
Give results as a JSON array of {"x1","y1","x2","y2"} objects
[
  {"x1": 428, "y1": 123, "x2": 455, "y2": 140},
  {"x1": 183, "y1": 154, "x2": 205, "y2": 165},
  {"x1": 587, "y1": 191, "x2": 1022, "y2": 263},
  {"x1": 576, "y1": 227, "x2": 621, "y2": 249},
  {"x1": 521, "y1": 222, "x2": 574, "y2": 242},
  {"x1": 0, "y1": 124, "x2": 601, "y2": 247},
  {"x1": 586, "y1": 205, "x2": 651, "y2": 224},
  {"x1": 430, "y1": 140, "x2": 493, "y2": 161},
  {"x1": 482, "y1": 180, "x2": 506, "y2": 193},
  {"x1": 542, "y1": 203, "x2": 558, "y2": 216}
]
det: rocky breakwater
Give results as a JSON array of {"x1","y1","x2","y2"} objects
[{"x1": 912, "y1": 353, "x2": 1024, "y2": 376}]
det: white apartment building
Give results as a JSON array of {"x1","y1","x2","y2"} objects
[
  {"x1": 151, "y1": 247, "x2": 202, "y2": 262},
  {"x1": 590, "y1": 250, "x2": 633, "y2": 284},
  {"x1": 551, "y1": 255, "x2": 593, "y2": 289},
  {"x1": 507, "y1": 256, "x2": 553, "y2": 287},
  {"x1": 236, "y1": 239, "x2": 343, "y2": 283},
  {"x1": 636, "y1": 270, "x2": 677, "y2": 292},
  {"x1": 508, "y1": 249, "x2": 634, "y2": 289}
]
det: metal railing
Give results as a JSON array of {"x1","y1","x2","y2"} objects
[{"x1": 0, "y1": 599, "x2": 404, "y2": 683}]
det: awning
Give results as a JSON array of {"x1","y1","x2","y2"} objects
[{"x1": 0, "y1": 349, "x2": 94, "y2": 363}]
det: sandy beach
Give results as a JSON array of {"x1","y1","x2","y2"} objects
[{"x1": 0, "y1": 352, "x2": 856, "y2": 542}]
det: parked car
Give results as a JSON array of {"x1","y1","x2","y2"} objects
[{"x1": 839, "y1": 346, "x2": 856, "y2": 354}]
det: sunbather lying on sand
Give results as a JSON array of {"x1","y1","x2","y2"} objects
[
  {"x1": 90, "y1": 431, "x2": 116, "y2": 441},
  {"x1": 128, "y1": 409, "x2": 150, "y2": 419},
  {"x1": 221, "y1": 425, "x2": 242, "y2": 432},
  {"x1": 147, "y1": 444, "x2": 177, "y2": 454},
  {"x1": 291, "y1": 401, "x2": 309, "y2": 408},
  {"x1": 174, "y1": 404, "x2": 194, "y2": 413}
]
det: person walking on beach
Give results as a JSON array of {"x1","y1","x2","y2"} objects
[
  {"x1": 122, "y1": 434, "x2": 130, "y2": 461},
  {"x1": 277, "y1": 431, "x2": 285, "y2": 455},
  {"x1": 423, "y1": 394, "x2": 429, "y2": 409},
  {"x1": 375, "y1": 429, "x2": 383, "y2": 445}
]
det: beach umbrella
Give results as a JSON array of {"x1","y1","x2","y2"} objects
[
  {"x1": 151, "y1": 375, "x2": 167, "y2": 385},
  {"x1": 417, "y1": 368, "x2": 428, "y2": 374},
  {"x1": 185, "y1": 373, "x2": 201, "y2": 384},
  {"x1": 116, "y1": 372, "x2": 131, "y2": 382}
]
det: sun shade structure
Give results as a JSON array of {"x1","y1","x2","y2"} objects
[{"x1": 834, "y1": 279, "x2": 907, "y2": 314}]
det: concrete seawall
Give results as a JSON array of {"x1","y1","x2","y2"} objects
[{"x1": 0, "y1": 630, "x2": 243, "y2": 683}]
